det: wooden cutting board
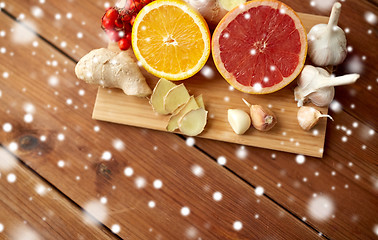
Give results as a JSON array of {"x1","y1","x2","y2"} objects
[{"x1": 92, "y1": 13, "x2": 330, "y2": 158}]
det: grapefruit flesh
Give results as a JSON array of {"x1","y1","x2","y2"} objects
[{"x1": 212, "y1": 0, "x2": 307, "y2": 94}]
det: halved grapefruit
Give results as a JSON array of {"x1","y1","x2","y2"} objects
[{"x1": 212, "y1": 0, "x2": 307, "y2": 94}]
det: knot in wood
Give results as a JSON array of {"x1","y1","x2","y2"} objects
[{"x1": 19, "y1": 135, "x2": 39, "y2": 150}]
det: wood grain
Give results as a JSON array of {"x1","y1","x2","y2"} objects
[
  {"x1": 0, "y1": 147, "x2": 117, "y2": 240},
  {"x1": 194, "y1": 110, "x2": 378, "y2": 239},
  {"x1": 0, "y1": 13, "x2": 322, "y2": 239},
  {"x1": 1, "y1": 0, "x2": 377, "y2": 239}
]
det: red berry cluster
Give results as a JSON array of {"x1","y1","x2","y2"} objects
[{"x1": 101, "y1": 0, "x2": 153, "y2": 51}]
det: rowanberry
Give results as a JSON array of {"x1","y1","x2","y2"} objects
[{"x1": 118, "y1": 38, "x2": 131, "y2": 50}]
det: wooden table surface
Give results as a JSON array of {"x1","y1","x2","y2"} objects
[{"x1": 0, "y1": 0, "x2": 377, "y2": 239}]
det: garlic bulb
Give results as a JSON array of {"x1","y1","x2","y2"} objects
[
  {"x1": 297, "y1": 106, "x2": 333, "y2": 131},
  {"x1": 307, "y1": 2, "x2": 347, "y2": 66},
  {"x1": 228, "y1": 109, "x2": 251, "y2": 134},
  {"x1": 294, "y1": 65, "x2": 359, "y2": 107},
  {"x1": 242, "y1": 99, "x2": 277, "y2": 132}
]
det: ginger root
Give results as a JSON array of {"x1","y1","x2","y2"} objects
[
  {"x1": 184, "y1": 0, "x2": 245, "y2": 28},
  {"x1": 75, "y1": 48, "x2": 152, "y2": 97}
]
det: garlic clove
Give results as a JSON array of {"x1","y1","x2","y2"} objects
[
  {"x1": 307, "y1": 2, "x2": 347, "y2": 66},
  {"x1": 297, "y1": 106, "x2": 333, "y2": 131},
  {"x1": 294, "y1": 65, "x2": 359, "y2": 107},
  {"x1": 242, "y1": 99, "x2": 277, "y2": 132},
  {"x1": 308, "y1": 87, "x2": 335, "y2": 107},
  {"x1": 227, "y1": 109, "x2": 251, "y2": 135}
]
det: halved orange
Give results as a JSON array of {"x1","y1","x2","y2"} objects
[
  {"x1": 212, "y1": 0, "x2": 307, "y2": 94},
  {"x1": 132, "y1": 0, "x2": 211, "y2": 80}
]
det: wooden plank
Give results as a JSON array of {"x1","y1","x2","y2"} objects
[
  {"x1": 0, "y1": 13, "x2": 321, "y2": 239},
  {"x1": 2, "y1": 0, "x2": 377, "y2": 238},
  {"x1": 0, "y1": 147, "x2": 117, "y2": 240},
  {"x1": 193, "y1": 110, "x2": 378, "y2": 239}
]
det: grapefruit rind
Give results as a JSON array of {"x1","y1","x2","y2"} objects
[
  {"x1": 212, "y1": 0, "x2": 308, "y2": 94},
  {"x1": 132, "y1": 0, "x2": 211, "y2": 81}
]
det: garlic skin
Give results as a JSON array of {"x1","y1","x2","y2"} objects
[
  {"x1": 242, "y1": 99, "x2": 277, "y2": 132},
  {"x1": 297, "y1": 106, "x2": 333, "y2": 131},
  {"x1": 308, "y1": 2, "x2": 347, "y2": 66},
  {"x1": 294, "y1": 65, "x2": 359, "y2": 107},
  {"x1": 228, "y1": 109, "x2": 251, "y2": 135}
]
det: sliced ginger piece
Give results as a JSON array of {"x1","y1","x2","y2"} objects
[
  {"x1": 164, "y1": 84, "x2": 190, "y2": 114},
  {"x1": 150, "y1": 78, "x2": 176, "y2": 114},
  {"x1": 178, "y1": 108, "x2": 208, "y2": 136},
  {"x1": 166, "y1": 96, "x2": 199, "y2": 132},
  {"x1": 195, "y1": 94, "x2": 205, "y2": 109}
]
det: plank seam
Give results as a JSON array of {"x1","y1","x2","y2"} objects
[
  {"x1": 177, "y1": 135, "x2": 332, "y2": 240},
  {"x1": 0, "y1": 8, "x2": 359, "y2": 239},
  {"x1": 0, "y1": 144, "x2": 122, "y2": 240}
]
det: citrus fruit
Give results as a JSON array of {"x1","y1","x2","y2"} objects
[
  {"x1": 132, "y1": 0, "x2": 211, "y2": 80},
  {"x1": 212, "y1": 0, "x2": 307, "y2": 94}
]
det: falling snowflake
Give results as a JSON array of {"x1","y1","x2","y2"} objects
[
  {"x1": 236, "y1": 146, "x2": 247, "y2": 159},
  {"x1": 233, "y1": 221, "x2": 243, "y2": 231},
  {"x1": 2, "y1": 122, "x2": 12, "y2": 132},
  {"x1": 11, "y1": 21, "x2": 37, "y2": 44},
  {"x1": 213, "y1": 191, "x2": 222, "y2": 201},
  {"x1": 2, "y1": 72, "x2": 9, "y2": 78},
  {"x1": 255, "y1": 186, "x2": 264, "y2": 196},
  {"x1": 112, "y1": 139, "x2": 125, "y2": 151},
  {"x1": 308, "y1": 195, "x2": 334, "y2": 221},
  {"x1": 200, "y1": 65, "x2": 214, "y2": 78},
  {"x1": 309, "y1": 0, "x2": 336, "y2": 12},
  {"x1": 153, "y1": 179, "x2": 163, "y2": 189},
  {"x1": 57, "y1": 133, "x2": 65, "y2": 141},
  {"x1": 7, "y1": 173, "x2": 16, "y2": 183},
  {"x1": 100, "y1": 197, "x2": 107, "y2": 204},
  {"x1": 8, "y1": 142, "x2": 18, "y2": 152},
  {"x1": 57, "y1": 160, "x2": 65, "y2": 168},
  {"x1": 330, "y1": 100, "x2": 343, "y2": 113},
  {"x1": 24, "y1": 113, "x2": 33, "y2": 123},
  {"x1": 135, "y1": 176, "x2": 146, "y2": 189},
  {"x1": 48, "y1": 75, "x2": 59, "y2": 86},
  {"x1": 9, "y1": 225, "x2": 41, "y2": 240},
  {"x1": 191, "y1": 165, "x2": 204, "y2": 177},
  {"x1": 181, "y1": 206, "x2": 190, "y2": 216},
  {"x1": 83, "y1": 200, "x2": 108, "y2": 224},
  {"x1": 31, "y1": 6, "x2": 44, "y2": 18},
  {"x1": 374, "y1": 224, "x2": 378, "y2": 236},
  {"x1": 35, "y1": 184, "x2": 47, "y2": 195},
  {"x1": 101, "y1": 151, "x2": 112, "y2": 161},
  {"x1": 111, "y1": 224, "x2": 120, "y2": 234},
  {"x1": 66, "y1": 12, "x2": 73, "y2": 19},
  {"x1": 148, "y1": 201, "x2": 156, "y2": 208},
  {"x1": 217, "y1": 156, "x2": 227, "y2": 165},
  {"x1": 186, "y1": 137, "x2": 195, "y2": 147},
  {"x1": 345, "y1": 55, "x2": 364, "y2": 74},
  {"x1": 124, "y1": 167, "x2": 134, "y2": 177},
  {"x1": 364, "y1": 12, "x2": 377, "y2": 25},
  {"x1": 296, "y1": 155, "x2": 306, "y2": 164},
  {"x1": 185, "y1": 226, "x2": 198, "y2": 239}
]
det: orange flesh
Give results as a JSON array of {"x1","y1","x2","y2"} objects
[
  {"x1": 219, "y1": 5, "x2": 301, "y2": 88},
  {"x1": 135, "y1": 6, "x2": 205, "y2": 74}
]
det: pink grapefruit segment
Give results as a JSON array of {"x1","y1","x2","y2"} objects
[{"x1": 212, "y1": 0, "x2": 307, "y2": 94}]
